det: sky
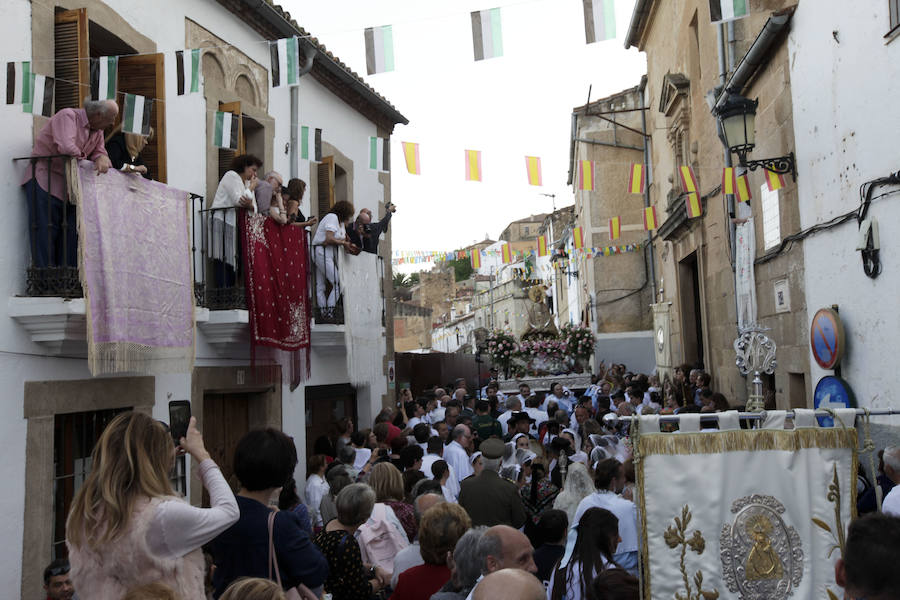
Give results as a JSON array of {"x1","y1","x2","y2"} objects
[{"x1": 283, "y1": 0, "x2": 647, "y2": 271}]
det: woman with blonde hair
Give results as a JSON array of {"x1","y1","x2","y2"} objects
[
  {"x1": 220, "y1": 577, "x2": 286, "y2": 600},
  {"x1": 105, "y1": 124, "x2": 154, "y2": 178},
  {"x1": 66, "y1": 411, "x2": 238, "y2": 600},
  {"x1": 368, "y1": 461, "x2": 416, "y2": 542}
]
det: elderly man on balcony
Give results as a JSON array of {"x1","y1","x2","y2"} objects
[{"x1": 21, "y1": 99, "x2": 117, "y2": 268}]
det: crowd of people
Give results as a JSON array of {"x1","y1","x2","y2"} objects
[{"x1": 45, "y1": 361, "x2": 900, "y2": 600}]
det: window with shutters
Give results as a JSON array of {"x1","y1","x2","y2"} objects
[
  {"x1": 52, "y1": 8, "x2": 167, "y2": 181},
  {"x1": 316, "y1": 156, "x2": 335, "y2": 219},
  {"x1": 217, "y1": 101, "x2": 244, "y2": 181}
]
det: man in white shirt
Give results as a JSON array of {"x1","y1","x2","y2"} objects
[
  {"x1": 523, "y1": 396, "x2": 548, "y2": 437},
  {"x1": 497, "y1": 397, "x2": 522, "y2": 436},
  {"x1": 572, "y1": 458, "x2": 639, "y2": 575},
  {"x1": 421, "y1": 436, "x2": 460, "y2": 500},
  {"x1": 443, "y1": 424, "x2": 475, "y2": 482},
  {"x1": 882, "y1": 446, "x2": 900, "y2": 516},
  {"x1": 406, "y1": 400, "x2": 427, "y2": 430}
]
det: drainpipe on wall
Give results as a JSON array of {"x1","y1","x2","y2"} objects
[
  {"x1": 289, "y1": 49, "x2": 317, "y2": 180},
  {"x1": 639, "y1": 79, "x2": 657, "y2": 303}
]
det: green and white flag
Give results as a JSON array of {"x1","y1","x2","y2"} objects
[
  {"x1": 24, "y1": 74, "x2": 55, "y2": 117},
  {"x1": 364, "y1": 25, "x2": 395, "y2": 75},
  {"x1": 122, "y1": 93, "x2": 152, "y2": 135},
  {"x1": 214, "y1": 111, "x2": 239, "y2": 150},
  {"x1": 300, "y1": 126, "x2": 322, "y2": 162},
  {"x1": 471, "y1": 8, "x2": 503, "y2": 61},
  {"x1": 270, "y1": 37, "x2": 300, "y2": 87},
  {"x1": 6, "y1": 61, "x2": 31, "y2": 105},
  {"x1": 709, "y1": 0, "x2": 749, "y2": 23},
  {"x1": 176, "y1": 49, "x2": 202, "y2": 95},
  {"x1": 583, "y1": 0, "x2": 616, "y2": 44},
  {"x1": 369, "y1": 136, "x2": 390, "y2": 172},
  {"x1": 90, "y1": 56, "x2": 118, "y2": 101}
]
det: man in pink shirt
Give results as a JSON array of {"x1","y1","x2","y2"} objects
[{"x1": 21, "y1": 99, "x2": 117, "y2": 268}]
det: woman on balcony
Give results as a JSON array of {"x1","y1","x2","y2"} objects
[
  {"x1": 311, "y1": 200, "x2": 356, "y2": 316},
  {"x1": 276, "y1": 178, "x2": 318, "y2": 228},
  {"x1": 210, "y1": 154, "x2": 262, "y2": 288}
]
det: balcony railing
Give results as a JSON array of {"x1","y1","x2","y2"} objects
[
  {"x1": 193, "y1": 204, "x2": 346, "y2": 325},
  {"x1": 15, "y1": 155, "x2": 82, "y2": 298},
  {"x1": 310, "y1": 243, "x2": 345, "y2": 324}
]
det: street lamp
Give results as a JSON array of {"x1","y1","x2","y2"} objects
[{"x1": 715, "y1": 93, "x2": 796, "y2": 180}]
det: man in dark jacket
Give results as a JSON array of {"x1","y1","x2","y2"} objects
[
  {"x1": 346, "y1": 203, "x2": 395, "y2": 254},
  {"x1": 458, "y1": 438, "x2": 526, "y2": 528}
]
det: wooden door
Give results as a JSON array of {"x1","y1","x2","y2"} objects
[
  {"x1": 305, "y1": 384, "x2": 355, "y2": 459},
  {"x1": 202, "y1": 392, "x2": 250, "y2": 504},
  {"x1": 118, "y1": 53, "x2": 167, "y2": 182}
]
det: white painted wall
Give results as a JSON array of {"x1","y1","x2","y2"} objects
[
  {"x1": 788, "y1": 3, "x2": 900, "y2": 415},
  {"x1": 0, "y1": 0, "x2": 393, "y2": 588}
]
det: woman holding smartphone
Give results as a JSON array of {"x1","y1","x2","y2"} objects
[{"x1": 66, "y1": 411, "x2": 239, "y2": 600}]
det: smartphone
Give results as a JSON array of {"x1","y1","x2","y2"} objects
[{"x1": 168, "y1": 400, "x2": 191, "y2": 444}]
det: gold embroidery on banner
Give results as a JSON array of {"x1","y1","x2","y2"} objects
[
  {"x1": 744, "y1": 515, "x2": 784, "y2": 580},
  {"x1": 664, "y1": 505, "x2": 719, "y2": 600},
  {"x1": 813, "y1": 465, "x2": 846, "y2": 599}
]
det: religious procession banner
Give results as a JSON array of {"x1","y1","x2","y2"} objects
[{"x1": 635, "y1": 411, "x2": 857, "y2": 600}]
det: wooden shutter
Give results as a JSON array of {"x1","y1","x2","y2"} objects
[
  {"x1": 217, "y1": 101, "x2": 243, "y2": 180},
  {"x1": 317, "y1": 156, "x2": 335, "y2": 218},
  {"x1": 54, "y1": 9, "x2": 89, "y2": 110},
  {"x1": 117, "y1": 54, "x2": 167, "y2": 183}
]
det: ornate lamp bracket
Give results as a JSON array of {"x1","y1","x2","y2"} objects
[{"x1": 738, "y1": 151, "x2": 797, "y2": 181}]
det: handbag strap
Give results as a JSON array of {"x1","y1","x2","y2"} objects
[{"x1": 267, "y1": 510, "x2": 284, "y2": 587}]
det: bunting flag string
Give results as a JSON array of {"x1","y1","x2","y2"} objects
[
  {"x1": 122, "y1": 93, "x2": 152, "y2": 136},
  {"x1": 369, "y1": 136, "x2": 390, "y2": 172},
  {"x1": 364, "y1": 25, "x2": 395, "y2": 75},
  {"x1": 213, "y1": 111, "x2": 240, "y2": 150},
  {"x1": 175, "y1": 49, "x2": 202, "y2": 95},
  {"x1": 301, "y1": 126, "x2": 323, "y2": 162},
  {"x1": 765, "y1": 168, "x2": 785, "y2": 192},
  {"x1": 402, "y1": 142, "x2": 421, "y2": 175},
  {"x1": 90, "y1": 56, "x2": 118, "y2": 101},
  {"x1": 583, "y1": 0, "x2": 617, "y2": 44},
  {"x1": 471, "y1": 8, "x2": 503, "y2": 61},
  {"x1": 578, "y1": 160, "x2": 594, "y2": 191},
  {"x1": 643, "y1": 206, "x2": 658, "y2": 231},
  {"x1": 6, "y1": 61, "x2": 31, "y2": 105},
  {"x1": 525, "y1": 156, "x2": 542, "y2": 186},
  {"x1": 25, "y1": 73, "x2": 54, "y2": 117},
  {"x1": 573, "y1": 226, "x2": 585, "y2": 250},
  {"x1": 628, "y1": 163, "x2": 646, "y2": 194},
  {"x1": 270, "y1": 37, "x2": 301, "y2": 87},
  {"x1": 722, "y1": 166, "x2": 735, "y2": 195},
  {"x1": 735, "y1": 172, "x2": 752, "y2": 202},
  {"x1": 608, "y1": 217, "x2": 621, "y2": 240},
  {"x1": 465, "y1": 149, "x2": 483, "y2": 182},
  {"x1": 392, "y1": 241, "x2": 646, "y2": 267}
]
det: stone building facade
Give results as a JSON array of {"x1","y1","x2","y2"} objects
[
  {"x1": 570, "y1": 87, "x2": 655, "y2": 335},
  {"x1": 626, "y1": 1, "x2": 809, "y2": 407}
]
